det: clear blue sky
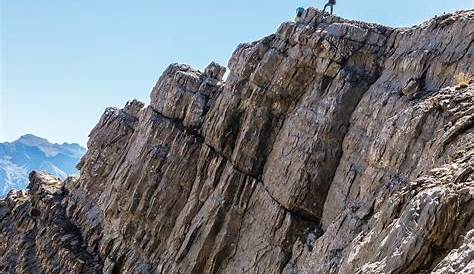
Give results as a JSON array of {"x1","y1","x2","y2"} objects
[{"x1": 1, "y1": 1, "x2": 472, "y2": 146}]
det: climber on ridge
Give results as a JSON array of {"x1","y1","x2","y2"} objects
[
  {"x1": 323, "y1": 0, "x2": 336, "y2": 15},
  {"x1": 295, "y1": 7, "x2": 305, "y2": 22}
]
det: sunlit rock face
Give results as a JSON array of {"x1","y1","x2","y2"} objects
[{"x1": 1, "y1": 9, "x2": 473, "y2": 274}]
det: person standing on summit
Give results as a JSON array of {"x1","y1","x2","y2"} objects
[
  {"x1": 323, "y1": 0, "x2": 336, "y2": 15},
  {"x1": 295, "y1": 6, "x2": 305, "y2": 22}
]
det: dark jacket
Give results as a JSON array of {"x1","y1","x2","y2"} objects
[{"x1": 329, "y1": 0, "x2": 336, "y2": 4}]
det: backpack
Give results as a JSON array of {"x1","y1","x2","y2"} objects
[{"x1": 296, "y1": 7, "x2": 305, "y2": 17}]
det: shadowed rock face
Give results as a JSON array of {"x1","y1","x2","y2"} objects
[{"x1": 1, "y1": 8, "x2": 473, "y2": 274}]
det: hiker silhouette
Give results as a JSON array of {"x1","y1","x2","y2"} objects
[
  {"x1": 323, "y1": 0, "x2": 336, "y2": 15},
  {"x1": 295, "y1": 7, "x2": 305, "y2": 22}
]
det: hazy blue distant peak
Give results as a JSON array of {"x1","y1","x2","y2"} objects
[
  {"x1": 12, "y1": 134, "x2": 85, "y2": 157},
  {"x1": 0, "y1": 134, "x2": 86, "y2": 196},
  {"x1": 16, "y1": 134, "x2": 51, "y2": 146}
]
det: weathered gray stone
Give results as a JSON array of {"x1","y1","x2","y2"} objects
[{"x1": 1, "y1": 8, "x2": 473, "y2": 274}]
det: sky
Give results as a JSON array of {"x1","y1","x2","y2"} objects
[{"x1": 1, "y1": 0, "x2": 473, "y2": 147}]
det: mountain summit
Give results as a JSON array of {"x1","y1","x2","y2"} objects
[
  {"x1": 0, "y1": 134, "x2": 85, "y2": 196},
  {"x1": 0, "y1": 9, "x2": 473, "y2": 274}
]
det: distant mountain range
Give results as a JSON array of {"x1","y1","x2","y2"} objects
[{"x1": 0, "y1": 134, "x2": 86, "y2": 196}]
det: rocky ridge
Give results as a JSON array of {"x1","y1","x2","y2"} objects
[{"x1": 1, "y1": 8, "x2": 473, "y2": 274}]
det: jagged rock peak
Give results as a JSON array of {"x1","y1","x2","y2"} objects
[
  {"x1": 1, "y1": 10, "x2": 473, "y2": 274},
  {"x1": 204, "y1": 62, "x2": 227, "y2": 81}
]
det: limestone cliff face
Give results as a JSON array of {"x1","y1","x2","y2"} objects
[{"x1": 1, "y1": 9, "x2": 473, "y2": 274}]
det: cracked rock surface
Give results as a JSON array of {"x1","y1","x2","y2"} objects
[{"x1": 1, "y1": 8, "x2": 473, "y2": 274}]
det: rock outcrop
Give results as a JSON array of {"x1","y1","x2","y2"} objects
[{"x1": 1, "y1": 8, "x2": 473, "y2": 274}]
